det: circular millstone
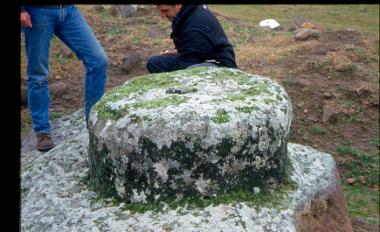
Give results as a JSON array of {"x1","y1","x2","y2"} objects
[{"x1": 88, "y1": 67, "x2": 293, "y2": 202}]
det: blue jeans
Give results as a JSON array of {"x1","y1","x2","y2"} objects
[
  {"x1": 23, "y1": 5, "x2": 108, "y2": 134},
  {"x1": 146, "y1": 55, "x2": 217, "y2": 73},
  {"x1": 146, "y1": 55, "x2": 194, "y2": 73}
]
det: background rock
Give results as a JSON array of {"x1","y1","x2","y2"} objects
[
  {"x1": 109, "y1": 5, "x2": 138, "y2": 19},
  {"x1": 50, "y1": 81, "x2": 68, "y2": 97},
  {"x1": 121, "y1": 52, "x2": 143, "y2": 74},
  {"x1": 92, "y1": 5, "x2": 105, "y2": 13},
  {"x1": 296, "y1": 171, "x2": 353, "y2": 232},
  {"x1": 294, "y1": 28, "x2": 320, "y2": 41},
  {"x1": 332, "y1": 54, "x2": 353, "y2": 71}
]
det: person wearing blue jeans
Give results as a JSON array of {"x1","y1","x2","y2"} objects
[{"x1": 21, "y1": 5, "x2": 108, "y2": 152}]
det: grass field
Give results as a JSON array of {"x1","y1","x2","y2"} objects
[{"x1": 209, "y1": 5, "x2": 379, "y2": 34}]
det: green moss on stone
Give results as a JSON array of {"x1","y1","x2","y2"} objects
[
  {"x1": 95, "y1": 72, "x2": 184, "y2": 120},
  {"x1": 166, "y1": 87, "x2": 198, "y2": 94},
  {"x1": 242, "y1": 81, "x2": 271, "y2": 96},
  {"x1": 132, "y1": 95, "x2": 188, "y2": 110},
  {"x1": 236, "y1": 106, "x2": 258, "y2": 113},
  {"x1": 264, "y1": 99, "x2": 276, "y2": 105},
  {"x1": 94, "y1": 67, "x2": 284, "y2": 120},
  {"x1": 142, "y1": 115, "x2": 152, "y2": 121},
  {"x1": 201, "y1": 67, "x2": 253, "y2": 84},
  {"x1": 211, "y1": 110, "x2": 230, "y2": 124},
  {"x1": 226, "y1": 80, "x2": 275, "y2": 103},
  {"x1": 88, "y1": 130, "x2": 119, "y2": 199},
  {"x1": 89, "y1": 67, "x2": 293, "y2": 210},
  {"x1": 117, "y1": 72, "x2": 182, "y2": 96},
  {"x1": 227, "y1": 93, "x2": 246, "y2": 102},
  {"x1": 96, "y1": 95, "x2": 188, "y2": 121},
  {"x1": 129, "y1": 114, "x2": 141, "y2": 124},
  {"x1": 114, "y1": 156, "x2": 297, "y2": 214}
]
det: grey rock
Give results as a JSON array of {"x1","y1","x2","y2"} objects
[
  {"x1": 109, "y1": 5, "x2": 137, "y2": 19},
  {"x1": 332, "y1": 55, "x2": 352, "y2": 71},
  {"x1": 294, "y1": 28, "x2": 320, "y2": 41},
  {"x1": 322, "y1": 104, "x2": 343, "y2": 123},
  {"x1": 60, "y1": 45, "x2": 73, "y2": 58},
  {"x1": 293, "y1": 15, "x2": 309, "y2": 28},
  {"x1": 121, "y1": 52, "x2": 143, "y2": 73},
  {"x1": 89, "y1": 67, "x2": 293, "y2": 201},
  {"x1": 92, "y1": 5, "x2": 105, "y2": 13},
  {"x1": 50, "y1": 82, "x2": 68, "y2": 96},
  {"x1": 282, "y1": 77, "x2": 312, "y2": 87},
  {"x1": 21, "y1": 113, "x2": 351, "y2": 231}
]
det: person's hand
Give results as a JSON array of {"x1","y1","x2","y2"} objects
[
  {"x1": 20, "y1": 11, "x2": 32, "y2": 28},
  {"x1": 159, "y1": 49, "x2": 177, "y2": 56}
]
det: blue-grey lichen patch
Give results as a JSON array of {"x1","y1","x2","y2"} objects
[
  {"x1": 21, "y1": 113, "x2": 341, "y2": 231},
  {"x1": 89, "y1": 67, "x2": 293, "y2": 202}
]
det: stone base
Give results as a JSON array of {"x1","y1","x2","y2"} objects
[
  {"x1": 295, "y1": 171, "x2": 353, "y2": 232},
  {"x1": 21, "y1": 114, "x2": 352, "y2": 232}
]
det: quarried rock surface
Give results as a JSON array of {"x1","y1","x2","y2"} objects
[
  {"x1": 296, "y1": 170, "x2": 353, "y2": 232},
  {"x1": 88, "y1": 67, "x2": 293, "y2": 202},
  {"x1": 20, "y1": 112, "x2": 352, "y2": 231}
]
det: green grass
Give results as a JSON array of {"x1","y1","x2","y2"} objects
[
  {"x1": 209, "y1": 5, "x2": 379, "y2": 34},
  {"x1": 96, "y1": 8, "x2": 114, "y2": 20},
  {"x1": 50, "y1": 111, "x2": 62, "y2": 119},
  {"x1": 312, "y1": 125, "x2": 328, "y2": 135},
  {"x1": 369, "y1": 137, "x2": 379, "y2": 147},
  {"x1": 211, "y1": 110, "x2": 230, "y2": 124},
  {"x1": 336, "y1": 145, "x2": 379, "y2": 223},
  {"x1": 344, "y1": 185, "x2": 379, "y2": 224},
  {"x1": 336, "y1": 99, "x2": 354, "y2": 109},
  {"x1": 336, "y1": 146, "x2": 379, "y2": 185}
]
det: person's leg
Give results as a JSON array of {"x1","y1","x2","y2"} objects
[
  {"x1": 187, "y1": 62, "x2": 217, "y2": 69},
  {"x1": 24, "y1": 8, "x2": 57, "y2": 135},
  {"x1": 146, "y1": 55, "x2": 180, "y2": 73},
  {"x1": 54, "y1": 5, "x2": 108, "y2": 120}
]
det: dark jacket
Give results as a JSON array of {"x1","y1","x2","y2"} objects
[{"x1": 170, "y1": 5, "x2": 237, "y2": 68}]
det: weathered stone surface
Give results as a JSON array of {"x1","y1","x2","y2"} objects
[
  {"x1": 60, "y1": 44, "x2": 73, "y2": 58},
  {"x1": 300, "y1": 21, "x2": 322, "y2": 31},
  {"x1": 332, "y1": 54, "x2": 353, "y2": 71},
  {"x1": 294, "y1": 28, "x2": 320, "y2": 41},
  {"x1": 92, "y1": 5, "x2": 105, "y2": 13},
  {"x1": 88, "y1": 67, "x2": 293, "y2": 202},
  {"x1": 109, "y1": 5, "x2": 138, "y2": 19},
  {"x1": 20, "y1": 113, "x2": 352, "y2": 231},
  {"x1": 50, "y1": 81, "x2": 68, "y2": 97},
  {"x1": 121, "y1": 52, "x2": 143, "y2": 74},
  {"x1": 295, "y1": 170, "x2": 353, "y2": 232}
]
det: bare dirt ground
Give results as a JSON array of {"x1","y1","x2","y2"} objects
[{"x1": 20, "y1": 5, "x2": 379, "y2": 231}]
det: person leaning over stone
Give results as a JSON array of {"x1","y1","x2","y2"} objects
[
  {"x1": 146, "y1": 4, "x2": 237, "y2": 73},
  {"x1": 20, "y1": 5, "x2": 108, "y2": 152}
]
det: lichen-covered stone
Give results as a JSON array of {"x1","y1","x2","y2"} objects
[
  {"x1": 88, "y1": 67, "x2": 293, "y2": 202},
  {"x1": 20, "y1": 113, "x2": 352, "y2": 231}
]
